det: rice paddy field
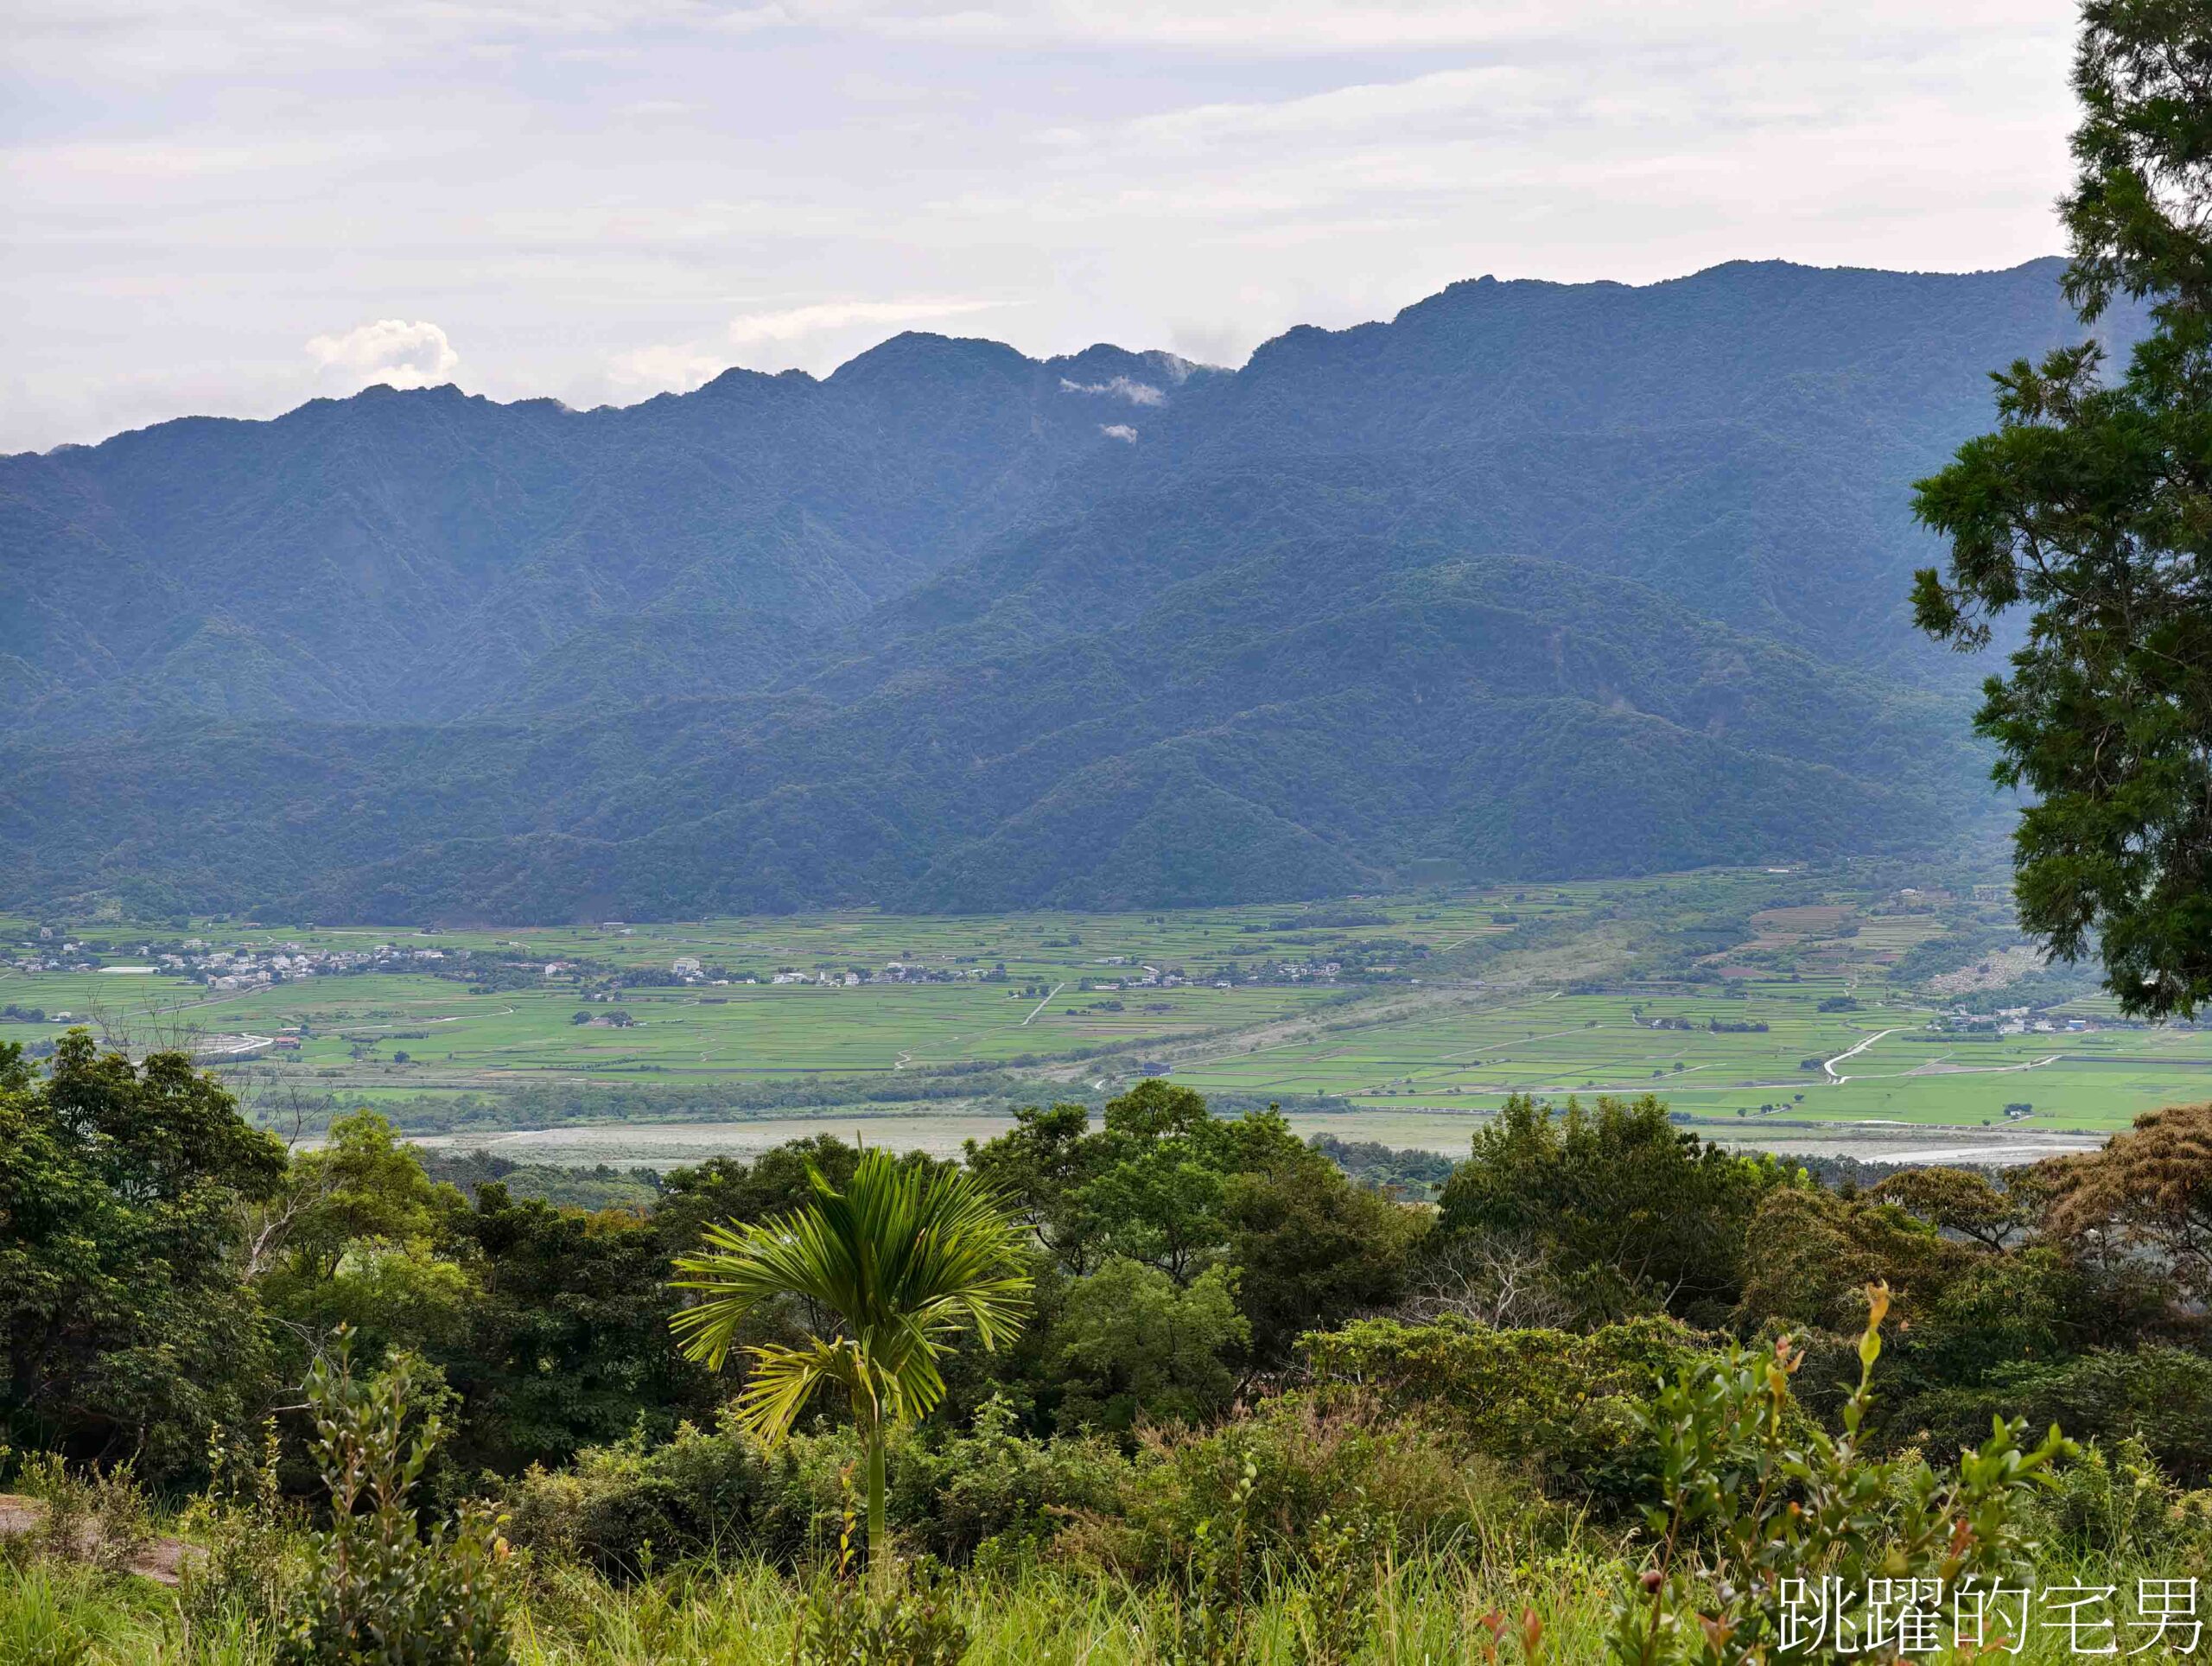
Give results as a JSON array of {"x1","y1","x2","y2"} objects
[{"x1": 6, "y1": 865, "x2": 2210, "y2": 1158}]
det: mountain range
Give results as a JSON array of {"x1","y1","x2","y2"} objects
[{"x1": 0, "y1": 258, "x2": 2134, "y2": 921}]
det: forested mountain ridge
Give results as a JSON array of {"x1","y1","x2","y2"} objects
[
  {"x1": 0, "y1": 258, "x2": 2139, "y2": 919},
  {"x1": 0, "y1": 340, "x2": 1207, "y2": 734},
  {"x1": 0, "y1": 550, "x2": 1994, "y2": 920}
]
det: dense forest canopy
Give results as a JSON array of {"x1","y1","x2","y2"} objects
[{"x1": 11, "y1": 1035, "x2": 2212, "y2": 1658}]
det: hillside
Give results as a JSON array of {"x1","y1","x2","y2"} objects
[
  {"x1": 0, "y1": 258, "x2": 2137, "y2": 919},
  {"x1": 0, "y1": 341, "x2": 1208, "y2": 734}
]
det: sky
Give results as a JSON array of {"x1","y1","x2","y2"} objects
[{"x1": 3, "y1": 1, "x2": 2081, "y2": 455}]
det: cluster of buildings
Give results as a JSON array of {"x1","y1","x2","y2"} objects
[
  {"x1": 1939, "y1": 1008, "x2": 2099, "y2": 1036},
  {"x1": 759, "y1": 961, "x2": 1007, "y2": 987},
  {"x1": 1084, "y1": 957, "x2": 1347, "y2": 990},
  {"x1": 9, "y1": 932, "x2": 472, "y2": 990}
]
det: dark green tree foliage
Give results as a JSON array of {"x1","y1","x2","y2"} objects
[
  {"x1": 258, "y1": 1112, "x2": 783, "y2": 1477},
  {"x1": 1903, "y1": 1344, "x2": 2212, "y2": 1486},
  {"x1": 1046, "y1": 1260, "x2": 1248, "y2": 1434},
  {"x1": 0, "y1": 1033, "x2": 284, "y2": 1474},
  {"x1": 1915, "y1": 1, "x2": 2212, "y2": 1014},
  {"x1": 1305, "y1": 1313, "x2": 1710, "y2": 1505},
  {"x1": 967, "y1": 1081, "x2": 1422, "y2": 1389},
  {"x1": 1219, "y1": 1136, "x2": 1427, "y2": 1361},
  {"x1": 254, "y1": 1113, "x2": 476, "y2": 1370},
  {"x1": 1303, "y1": 1134, "x2": 1455, "y2": 1201},
  {"x1": 440, "y1": 1183, "x2": 717, "y2": 1475},
  {"x1": 1434, "y1": 1093, "x2": 1783, "y2": 1326},
  {"x1": 1070, "y1": 1080, "x2": 1240, "y2": 1281},
  {"x1": 650, "y1": 1136, "x2": 945, "y2": 1254}
]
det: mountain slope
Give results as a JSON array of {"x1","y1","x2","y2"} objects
[
  {"x1": 0, "y1": 555, "x2": 1989, "y2": 920},
  {"x1": 0, "y1": 258, "x2": 2123, "y2": 919},
  {"x1": 0, "y1": 344, "x2": 1205, "y2": 734}
]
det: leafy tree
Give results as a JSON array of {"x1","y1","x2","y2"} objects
[
  {"x1": 0, "y1": 1033, "x2": 284, "y2": 1475},
  {"x1": 670, "y1": 1149, "x2": 1033, "y2": 1592},
  {"x1": 1868, "y1": 1165, "x2": 2043, "y2": 1251},
  {"x1": 442, "y1": 1183, "x2": 715, "y2": 1473},
  {"x1": 1913, "y1": 0, "x2": 2212, "y2": 1013},
  {"x1": 970, "y1": 1082, "x2": 1419, "y2": 1360},
  {"x1": 252, "y1": 1112, "x2": 476, "y2": 1368},
  {"x1": 1737, "y1": 1184, "x2": 2101, "y2": 1422},
  {"x1": 1437, "y1": 1094, "x2": 1783, "y2": 1326},
  {"x1": 1220, "y1": 1144, "x2": 1425, "y2": 1360},
  {"x1": 2037, "y1": 1100, "x2": 2212, "y2": 1302},
  {"x1": 1303, "y1": 1134, "x2": 1455, "y2": 1202},
  {"x1": 1070, "y1": 1080, "x2": 1236, "y2": 1281},
  {"x1": 1904, "y1": 1249, "x2": 2076, "y2": 1389},
  {"x1": 1734, "y1": 1186, "x2": 1965, "y2": 1335},
  {"x1": 1046, "y1": 1258, "x2": 1248, "y2": 1434},
  {"x1": 963, "y1": 1103, "x2": 1101, "y2": 1270},
  {"x1": 254, "y1": 1111, "x2": 458, "y2": 1279}
]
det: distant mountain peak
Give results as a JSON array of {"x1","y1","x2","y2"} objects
[
  {"x1": 827, "y1": 330, "x2": 1038, "y2": 387},
  {"x1": 0, "y1": 253, "x2": 2128, "y2": 922}
]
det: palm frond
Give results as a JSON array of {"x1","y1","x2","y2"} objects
[
  {"x1": 669, "y1": 1148, "x2": 1035, "y2": 1439},
  {"x1": 729, "y1": 1338, "x2": 865, "y2": 1444}
]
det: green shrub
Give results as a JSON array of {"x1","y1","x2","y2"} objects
[
  {"x1": 1611, "y1": 1283, "x2": 2069, "y2": 1664},
  {"x1": 1896, "y1": 1345, "x2": 2212, "y2": 1484},
  {"x1": 791, "y1": 1482, "x2": 970, "y2": 1666},
  {"x1": 1079, "y1": 1389, "x2": 1547, "y2": 1582},
  {"x1": 1154, "y1": 1456, "x2": 1259, "y2": 1666},
  {"x1": 1302, "y1": 1314, "x2": 1711, "y2": 1504},
  {"x1": 282, "y1": 1342, "x2": 513, "y2": 1666},
  {"x1": 508, "y1": 1397, "x2": 1126, "y2": 1576},
  {"x1": 2016, "y1": 1431, "x2": 2212, "y2": 1577},
  {"x1": 1281, "y1": 1491, "x2": 1388, "y2": 1666},
  {"x1": 177, "y1": 1417, "x2": 302, "y2": 1638},
  {"x1": 792, "y1": 1565, "x2": 970, "y2": 1666},
  {"x1": 13, "y1": 1453, "x2": 152, "y2": 1580},
  {"x1": 889, "y1": 1396, "x2": 1123, "y2": 1565},
  {"x1": 505, "y1": 1417, "x2": 774, "y2": 1577}
]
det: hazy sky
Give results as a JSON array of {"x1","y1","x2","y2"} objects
[{"x1": 3, "y1": 1, "x2": 2079, "y2": 454}]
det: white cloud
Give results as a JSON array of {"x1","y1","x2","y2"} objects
[
  {"x1": 604, "y1": 341, "x2": 729, "y2": 390},
  {"x1": 1, "y1": 0, "x2": 2082, "y2": 448},
  {"x1": 1099, "y1": 423, "x2": 1138, "y2": 442},
  {"x1": 6, "y1": 1, "x2": 2057, "y2": 79},
  {"x1": 1060, "y1": 375, "x2": 1164, "y2": 404},
  {"x1": 595, "y1": 296, "x2": 1011, "y2": 397},
  {"x1": 724, "y1": 296, "x2": 1001, "y2": 345},
  {"x1": 303, "y1": 319, "x2": 459, "y2": 390}
]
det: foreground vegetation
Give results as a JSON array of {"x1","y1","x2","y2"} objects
[{"x1": 17, "y1": 1015, "x2": 2212, "y2": 1661}]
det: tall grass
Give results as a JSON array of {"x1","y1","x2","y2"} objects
[
  {"x1": 503, "y1": 1554, "x2": 1627, "y2": 1665},
  {"x1": 6, "y1": 1542, "x2": 2204, "y2": 1663},
  {"x1": 0, "y1": 1558, "x2": 168, "y2": 1666}
]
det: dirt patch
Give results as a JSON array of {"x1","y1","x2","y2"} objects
[{"x1": 0, "y1": 1492, "x2": 196, "y2": 1586}]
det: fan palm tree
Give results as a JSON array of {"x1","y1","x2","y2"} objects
[{"x1": 670, "y1": 1148, "x2": 1033, "y2": 1592}]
